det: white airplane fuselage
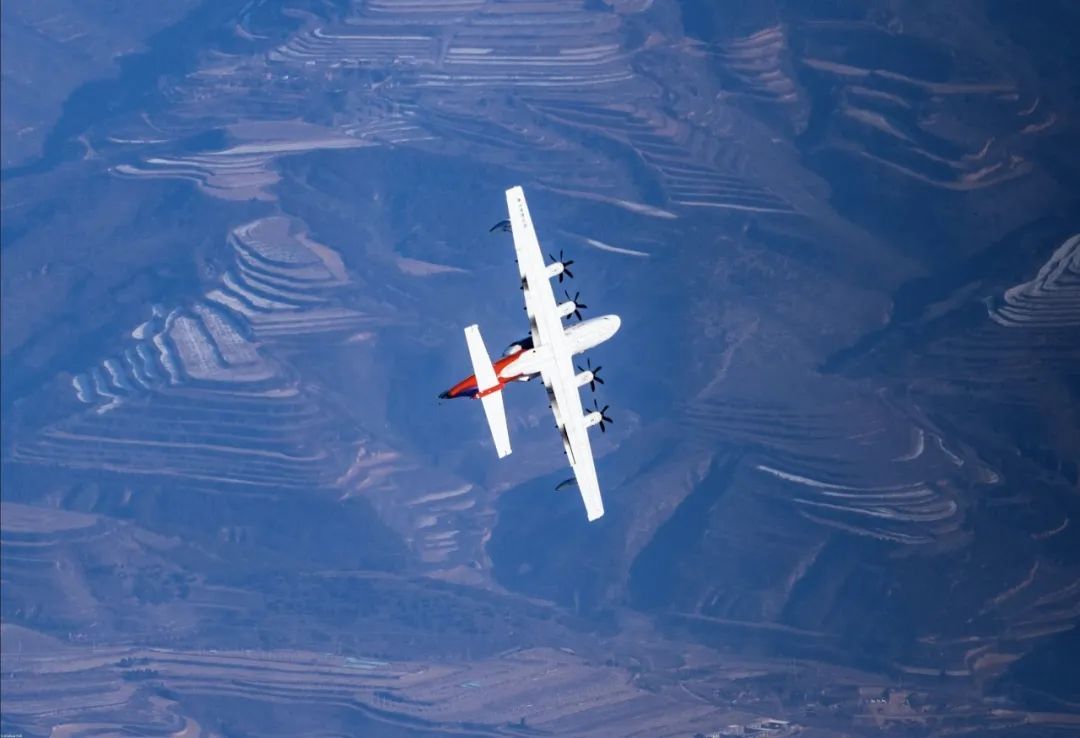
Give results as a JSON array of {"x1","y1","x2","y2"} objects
[
  {"x1": 439, "y1": 314, "x2": 620, "y2": 399},
  {"x1": 502, "y1": 314, "x2": 620, "y2": 379}
]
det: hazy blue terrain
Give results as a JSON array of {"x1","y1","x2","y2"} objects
[{"x1": 2, "y1": 1, "x2": 1079, "y2": 736}]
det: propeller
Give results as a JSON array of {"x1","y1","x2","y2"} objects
[
  {"x1": 591, "y1": 398, "x2": 614, "y2": 433},
  {"x1": 489, "y1": 219, "x2": 511, "y2": 233},
  {"x1": 564, "y1": 290, "x2": 587, "y2": 321},
  {"x1": 576, "y1": 357, "x2": 604, "y2": 392},
  {"x1": 548, "y1": 249, "x2": 575, "y2": 282}
]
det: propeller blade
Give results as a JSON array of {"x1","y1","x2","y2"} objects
[
  {"x1": 564, "y1": 290, "x2": 586, "y2": 320},
  {"x1": 591, "y1": 399, "x2": 613, "y2": 430},
  {"x1": 583, "y1": 361, "x2": 602, "y2": 392}
]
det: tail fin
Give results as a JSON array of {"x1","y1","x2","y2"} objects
[{"x1": 464, "y1": 324, "x2": 512, "y2": 458}]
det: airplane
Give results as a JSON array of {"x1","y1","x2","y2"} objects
[{"x1": 439, "y1": 186, "x2": 621, "y2": 521}]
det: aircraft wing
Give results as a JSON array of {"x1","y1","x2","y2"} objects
[{"x1": 505, "y1": 186, "x2": 605, "y2": 522}]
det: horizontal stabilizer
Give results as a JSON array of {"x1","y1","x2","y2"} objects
[{"x1": 464, "y1": 324, "x2": 512, "y2": 458}]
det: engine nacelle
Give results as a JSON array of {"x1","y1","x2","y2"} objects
[
  {"x1": 575, "y1": 370, "x2": 594, "y2": 388},
  {"x1": 584, "y1": 411, "x2": 603, "y2": 429},
  {"x1": 545, "y1": 262, "x2": 566, "y2": 280},
  {"x1": 556, "y1": 300, "x2": 577, "y2": 319}
]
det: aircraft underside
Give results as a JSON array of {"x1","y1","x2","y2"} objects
[{"x1": 439, "y1": 186, "x2": 620, "y2": 521}]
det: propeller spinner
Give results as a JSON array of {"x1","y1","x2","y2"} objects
[
  {"x1": 576, "y1": 358, "x2": 605, "y2": 392},
  {"x1": 548, "y1": 249, "x2": 575, "y2": 282},
  {"x1": 591, "y1": 398, "x2": 614, "y2": 433},
  {"x1": 564, "y1": 290, "x2": 587, "y2": 321}
]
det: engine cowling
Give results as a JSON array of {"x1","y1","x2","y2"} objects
[
  {"x1": 584, "y1": 411, "x2": 604, "y2": 429},
  {"x1": 545, "y1": 262, "x2": 566, "y2": 280},
  {"x1": 556, "y1": 300, "x2": 577, "y2": 319},
  {"x1": 575, "y1": 370, "x2": 594, "y2": 388}
]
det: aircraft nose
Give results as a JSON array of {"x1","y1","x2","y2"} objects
[{"x1": 607, "y1": 314, "x2": 622, "y2": 336}]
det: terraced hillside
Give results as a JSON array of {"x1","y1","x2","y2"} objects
[{"x1": 2, "y1": 0, "x2": 1079, "y2": 735}]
